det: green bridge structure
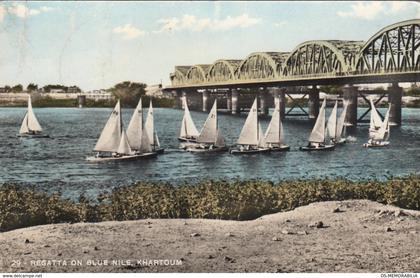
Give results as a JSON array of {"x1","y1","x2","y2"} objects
[{"x1": 164, "y1": 19, "x2": 420, "y2": 126}]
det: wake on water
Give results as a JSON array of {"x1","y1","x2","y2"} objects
[{"x1": 346, "y1": 136, "x2": 357, "y2": 142}]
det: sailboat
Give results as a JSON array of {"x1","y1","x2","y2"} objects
[
  {"x1": 144, "y1": 100, "x2": 164, "y2": 154},
  {"x1": 178, "y1": 97, "x2": 200, "y2": 142},
  {"x1": 300, "y1": 99, "x2": 335, "y2": 151},
  {"x1": 264, "y1": 102, "x2": 290, "y2": 152},
  {"x1": 18, "y1": 95, "x2": 49, "y2": 138},
  {"x1": 326, "y1": 100, "x2": 348, "y2": 145},
  {"x1": 86, "y1": 100, "x2": 156, "y2": 162},
  {"x1": 186, "y1": 100, "x2": 228, "y2": 153},
  {"x1": 230, "y1": 98, "x2": 270, "y2": 154},
  {"x1": 363, "y1": 100, "x2": 390, "y2": 148}
]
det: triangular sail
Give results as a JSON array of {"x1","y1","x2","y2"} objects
[
  {"x1": 180, "y1": 98, "x2": 200, "y2": 138},
  {"x1": 126, "y1": 98, "x2": 143, "y2": 150},
  {"x1": 117, "y1": 129, "x2": 133, "y2": 155},
  {"x1": 264, "y1": 106, "x2": 283, "y2": 145},
  {"x1": 374, "y1": 105, "x2": 390, "y2": 141},
  {"x1": 309, "y1": 99, "x2": 326, "y2": 143},
  {"x1": 237, "y1": 98, "x2": 259, "y2": 145},
  {"x1": 258, "y1": 123, "x2": 266, "y2": 148},
  {"x1": 140, "y1": 129, "x2": 152, "y2": 153},
  {"x1": 197, "y1": 100, "x2": 218, "y2": 144},
  {"x1": 144, "y1": 100, "x2": 155, "y2": 146},
  {"x1": 23, "y1": 95, "x2": 42, "y2": 133},
  {"x1": 94, "y1": 101, "x2": 122, "y2": 153},
  {"x1": 336, "y1": 101, "x2": 348, "y2": 140},
  {"x1": 215, "y1": 129, "x2": 225, "y2": 147},
  {"x1": 19, "y1": 113, "x2": 29, "y2": 134},
  {"x1": 369, "y1": 99, "x2": 383, "y2": 139},
  {"x1": 326, "y1": 101, "x2": 338, "y2": 139}
]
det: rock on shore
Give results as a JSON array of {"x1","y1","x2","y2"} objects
[{"x1": 1, "y1": 200, "x2": 419, "y2": 273}]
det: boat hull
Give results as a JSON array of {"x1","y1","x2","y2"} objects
[
  {"x1": 86, "y1": 152, "x2": 157, "y2": 162},
  {"x1": 363, "y1": 141, "x2": 390, "y2": 148},
  {"x1": 17, "y1": 133, "x2": 50, "y2": 138},
  {"x1": 230, "y1": 147, "x2": 271, "y2": 154},
  {"x1": 186, "y1": 145, "x2": 228, "y2": 153},
  {"x1": 299, "y1": 144, "x2": 335, "y2": 151},
  {"x1": 153, "y1": 147, "x2": 165, "y2": 154},
  {"x1": 268, "y1": 145, "x2": 290, "y2": 152},
  {"x1": 178, "y1": 137, "x2": 197, "y2": 143}
]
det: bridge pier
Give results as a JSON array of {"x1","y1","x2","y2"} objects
[
  {"x1": 388, "y1": 83, "x2": 402, "y2": 126},
  {"x1": 308, "y1": 86, "x2": 319, "y2": 119},
  {"x1": 181, "y1": 91, "x2": 187, "y2": 109},
  {"x1": 343, "y1": 85, "x2": 358, "y2": 127},
  {"x1": 259, "y1": 89, "x2": 269, "y2": 116},
  {"x1": 202, "y1": 90, "x2": 210, "y2": 112},
  {"x1": 174, "y1": 90, "x2": 183, "y2": 109},
  {"x1": 226, "y1": 91, "x2": 232, "y2": 112},
  {"x1": 231, "y1": 89, "x2": 240, "y2": 115},
  {"x1": 270, "y1": 87, "x2": 285, "y2": 119}
]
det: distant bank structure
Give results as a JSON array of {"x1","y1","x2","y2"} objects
[{"x1": 165, "y1": 19, "x2": 420, "y2": 126}]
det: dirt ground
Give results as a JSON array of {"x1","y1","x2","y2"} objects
[{"x1": 1, "y1": 199, "x2": 419, "y2": 273}]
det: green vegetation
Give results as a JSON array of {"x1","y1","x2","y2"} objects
[
  {"x1": 108, "y1": 81, "x2": 147, "y2": 107},
  {"x1": 1, "y1": 176, "x2": 419, "y2": 232}
]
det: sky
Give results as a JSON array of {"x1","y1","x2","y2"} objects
[{"x1": 0, "y1": 1, "x2": 419, "y2": 91}]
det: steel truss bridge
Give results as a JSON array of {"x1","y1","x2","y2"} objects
[{"x1": 166, "y1": 19, "x2": 420, "y2": 90}]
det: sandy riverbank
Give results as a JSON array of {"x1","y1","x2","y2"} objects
[{"x1": 1, "y1": 199, "x2": 419, "y2": 273}]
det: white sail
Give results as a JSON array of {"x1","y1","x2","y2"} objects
[
  {"x1": 197, "y1": 100, "x2": 218, "y2": 144},
  {"x1": 326, "y1": 101, "x2": 338, "y2": 139},
  {"x1": 264, "y1": 106, "x2": 283, "y2": 145},
  {"x1": 20, "y1": 95, "x2": 43, "y2": 134},
  {"x1": 369, "y1": 99, "x2": 383, "y2": 139},
  {"x1": 140, "y1": 129, "x2": 152, "y2": 153},
  {"x1": 144, "y1": 100, "x2": 155, "y2": 146},
  {"x1": 309, "y1": 99, "x2": 326, "y2": 143},
  {"x1": 215, "y1": 129, "x2": 225, "y2": 147},
  {"x1": 94, "y1": 100, "x2": 122, "y2": 153},
  {"x1": 19, "y1": 113, "x2": 29, "y2": 134},
  {"x1": 374, "y1": 105, "x2": 390, "y2": 141},
  {"x1": 126, "y1": 98, "x2": 143, "y2": 150},
  {"x1": 258, "y1": 123, "x2": 266, "y2": 148},
  {"x1": 180, "y1": 98, "x2": 200, "y2": 138},
  {"x1": 336, "y1": 101, "x2": 348, "y2": 140},
  {"x1": 237, "y1": 98, "x2": 259, "y2": 145},
  {"x1": 117, "y1": 129, "x2": 133, "y2": 155}
]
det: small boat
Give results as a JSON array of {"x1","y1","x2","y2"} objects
[
  {"x1": 300, "y1": 99, "x2": 335, "y2": 151},
  {"x1": 327, "y1": 100, "x2": 348, "y2": 145},
  {"x1": 18, "y1": 95, "x2": 49, "y2": 138},
  {"x1": 86, "y1": 100, "x2": 157, "y2": 162},
  {"x1": 144, "y1": 100, "x2": 165, "y2": 154},
  {"x1": 263, "y1": 102, "x2": 290, "y2": 152},
  {"x1": 363, "y1": 100, "x2": 390, "y2": 148},
  {"x1": 230, "y1": 98, "x2": 270, "y2": 154},
  {"x1": 178, "y1": 97, "x2": 199, "y2": 143},
  {"x1": 186, "y1": 100, "x2": 228, "y2": 153}
]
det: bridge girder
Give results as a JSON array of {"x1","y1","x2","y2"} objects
[
  {"x1": 170, "y1": 66, "x2": 191, "y2": 86},
  {"x1": 355, "y1": 19, "x2": 420, "y2": 74},
  {"x1": 185, "y1": 64, "x2": 211, "y2": 84},
  {"x1": 236, "y1": 52, "x2": 289, "y2": 81},
  {"x1": 207, "y1": 59, "x2": 241, "y2": 83},
  {"x1": 283, "y1": 40, "x2": 363, "y2": 78}
]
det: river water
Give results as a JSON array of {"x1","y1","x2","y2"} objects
[{"x1": 0, "y1": 107, "x2": 419, "y2": 199}]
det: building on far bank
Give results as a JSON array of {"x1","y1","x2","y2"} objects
[{"x1": 85, "y1": 89, "x2": 114, "y2": 101}]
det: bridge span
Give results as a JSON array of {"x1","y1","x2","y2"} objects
[{"x1": 164, "y1": 19, "x2": 420, "y2": 126}]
